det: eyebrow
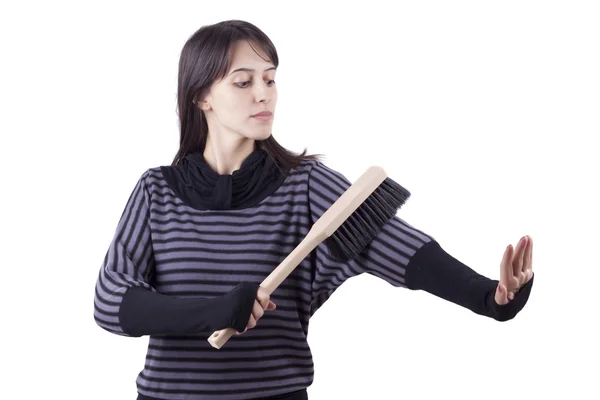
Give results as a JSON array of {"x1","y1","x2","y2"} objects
[{"x1": 228, "y1": 66, "x2": 276, "y2": 76}]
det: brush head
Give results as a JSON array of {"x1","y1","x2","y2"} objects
[{"x1": 324, "y1": 177, "x2": 411, "y2": 263}]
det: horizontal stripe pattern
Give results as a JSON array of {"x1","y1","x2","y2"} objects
[
  {"x1": 94, "y1": 159, "x2": 433, "y2": 399},
  {"x1": 307, "y1": 162, "x2": 435, "y2": 316}
]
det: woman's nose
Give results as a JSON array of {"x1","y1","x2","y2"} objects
[{"x1": 254, "y1": 81, "x2": 270, "y2": 102}]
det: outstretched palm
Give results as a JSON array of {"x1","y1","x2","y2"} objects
[{"x1": 495, "y1": 235, "x2": 534, "y2": 305}]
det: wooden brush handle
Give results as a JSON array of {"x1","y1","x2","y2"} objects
[
  {"x1": 208, "y1": 166, "x2": 388, "y2": 349},
  {"x1": 207, "y1": 234, "x2": 320, "y2": 349}
]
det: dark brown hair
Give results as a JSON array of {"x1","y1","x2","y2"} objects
[{"x1": 172, "y1": 19, "x2": 323, "y2": 172}]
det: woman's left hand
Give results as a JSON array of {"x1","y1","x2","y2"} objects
[{"x1": 495, "y1": 235, "x2": 534, "y2": 305}]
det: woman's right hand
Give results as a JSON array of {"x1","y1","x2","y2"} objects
[{"x1": 235, "y1": 286, "x2": 276, "y2": 335}]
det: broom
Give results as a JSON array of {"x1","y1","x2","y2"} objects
[{"x1": 208, "y1": 165, "x2": 411, "y2": 349}]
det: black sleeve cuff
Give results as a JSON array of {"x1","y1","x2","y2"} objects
[
  {"x1": 119, "y1": 282, "x2": 260, "y2": 337},
  {"x1": 489, "y1": 273, "x2": 534, "y2": 321},
  {"x1": 405, "y1": 240, "x2": 534, "y2": 321}
]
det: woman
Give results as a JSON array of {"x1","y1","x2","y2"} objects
[{"x1": 93, "y1": 19, "x2": 534, "y2": 400}]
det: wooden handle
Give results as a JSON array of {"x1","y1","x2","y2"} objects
[
  {"x1": 207, "y1": 327, "x2": 236, "y2": 349},
  {"x1": 207, "y1": 166, "x2": 388, "y2": 349},
  {"x1": 207, "y1": 234, "x2": 320, "y2": 349}
]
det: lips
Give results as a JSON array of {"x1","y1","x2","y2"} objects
[{"x1": 252, "y1": 111, "x2": 272, "y2": 117}]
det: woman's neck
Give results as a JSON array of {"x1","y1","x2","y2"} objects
[{"x1": 203, "y1": 133, "x2": 256, "y2": 175}]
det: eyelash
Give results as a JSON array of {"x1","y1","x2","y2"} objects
[{"x1": 235, "y1": 80, "x2": 276, "y2": 88}]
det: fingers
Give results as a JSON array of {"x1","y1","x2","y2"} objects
[
  {"x1": 256, "y1": 287, "x2": 271, "y2": 309},
  {"x1": 248, "y1": 312, "x2": 257, "y2": 329},
  {"x1": 241, "y1": 304, "x2": 260, "y2": 333},
  {"x1": 523, "y1": 235, "x2": 533, "y2": 274},
  {"x1": 251, "y1": 301, "x2": 264, "y2": 324},
  {"x1": 498, "y1": 236, "x2": 533, "y2": 301},
  {"x1": 512, "y1": 236, "x2": 528, "y2": 277},
  {"x1": 500, "y1": 244, "x2": 513, "y2": 286},
  {"x1": 236, "y1": 314, "x2": 255, "y2": 335},
  {"x1": 238, "y1": 295, "x2": 277, "y2": 336}
]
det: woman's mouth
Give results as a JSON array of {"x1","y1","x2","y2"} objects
[{"x1": 251, "y1": 111, "x2": 272, "y2": 121}]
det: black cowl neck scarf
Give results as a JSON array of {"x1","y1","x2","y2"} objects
[{"x1": 160, "y1": 148, "x2": 289, "y2": 210}]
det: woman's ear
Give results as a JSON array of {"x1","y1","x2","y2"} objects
[
  {"x1": 198, "y1": 98, "x2": 211, "y2": 111},
  {"x1": 194, "y1": 89, "x2": 212, "y2": 111}
]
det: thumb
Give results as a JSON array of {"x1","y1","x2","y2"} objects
[
  {"x1": 495, "y1": 283, "x2": 508, "y2": 306},
  {"x1": 266, "y1": 300, "x2": 276, "y2": 311}
]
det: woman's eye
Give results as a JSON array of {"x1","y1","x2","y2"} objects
[{"x1": 235, "y1": 80, "x2": 275, "y2": 88}]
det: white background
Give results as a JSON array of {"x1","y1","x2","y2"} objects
[{"x1": 1, "y1": 1, "x2": 598, "y2": 399}]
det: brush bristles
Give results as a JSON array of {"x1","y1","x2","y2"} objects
[{"x1": 324, "y1": 177, "x2": 411, "y2": 263}]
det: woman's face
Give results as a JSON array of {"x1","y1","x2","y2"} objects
[{"x1": 198, "y1": 40, "x2": 277, "y2": 142}]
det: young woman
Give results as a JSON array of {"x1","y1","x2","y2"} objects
[{"x1": 93, "y1": 19, "x2": 534, "y2": 400}]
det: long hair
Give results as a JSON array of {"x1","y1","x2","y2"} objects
[{"x1": 172, "y1": 20, "x2": 323, "y2": 172}]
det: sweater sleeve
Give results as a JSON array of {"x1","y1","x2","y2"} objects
[
  {"x1": 306, "y1": 162, "x2": 534, "y2": 321},
  {"x1": 306, "y1": 162, "x2": 436, "y2": 316},
  {"x1": 404, "y1": 239, "x2": 534, "y2": 321},
  {"x1": 93, "y1": 171, "x2": 259, "y2": 337}
]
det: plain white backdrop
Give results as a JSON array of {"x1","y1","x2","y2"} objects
[{"x1": 1, "y1": 1, "x2": 598, "y2": 399}]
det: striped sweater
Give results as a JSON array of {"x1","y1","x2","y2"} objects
[{"x1": 93, "y1": 150, "x2": 533, "y2": 400}]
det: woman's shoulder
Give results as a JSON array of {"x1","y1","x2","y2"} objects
[
  {"x1": 130, "y1": 166, "x2": 171, "y2": 204},
  {"x1": 131, "y1": 166, "x2": 167, "y2": 189},
  {"x1": 284, "y1": 158, "x2": 330, "y2": 188},
  {"x1": 291, "y1": 158, "x2": 335, "y2": 176}
]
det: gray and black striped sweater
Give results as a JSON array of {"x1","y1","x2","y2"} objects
[{"x1": 93, "y1": 148, "x2": 533, "y2": 400}]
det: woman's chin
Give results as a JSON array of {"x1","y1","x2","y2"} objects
[{"x1": 245, "y1": 130, "x2": 273, "y2": 141}]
